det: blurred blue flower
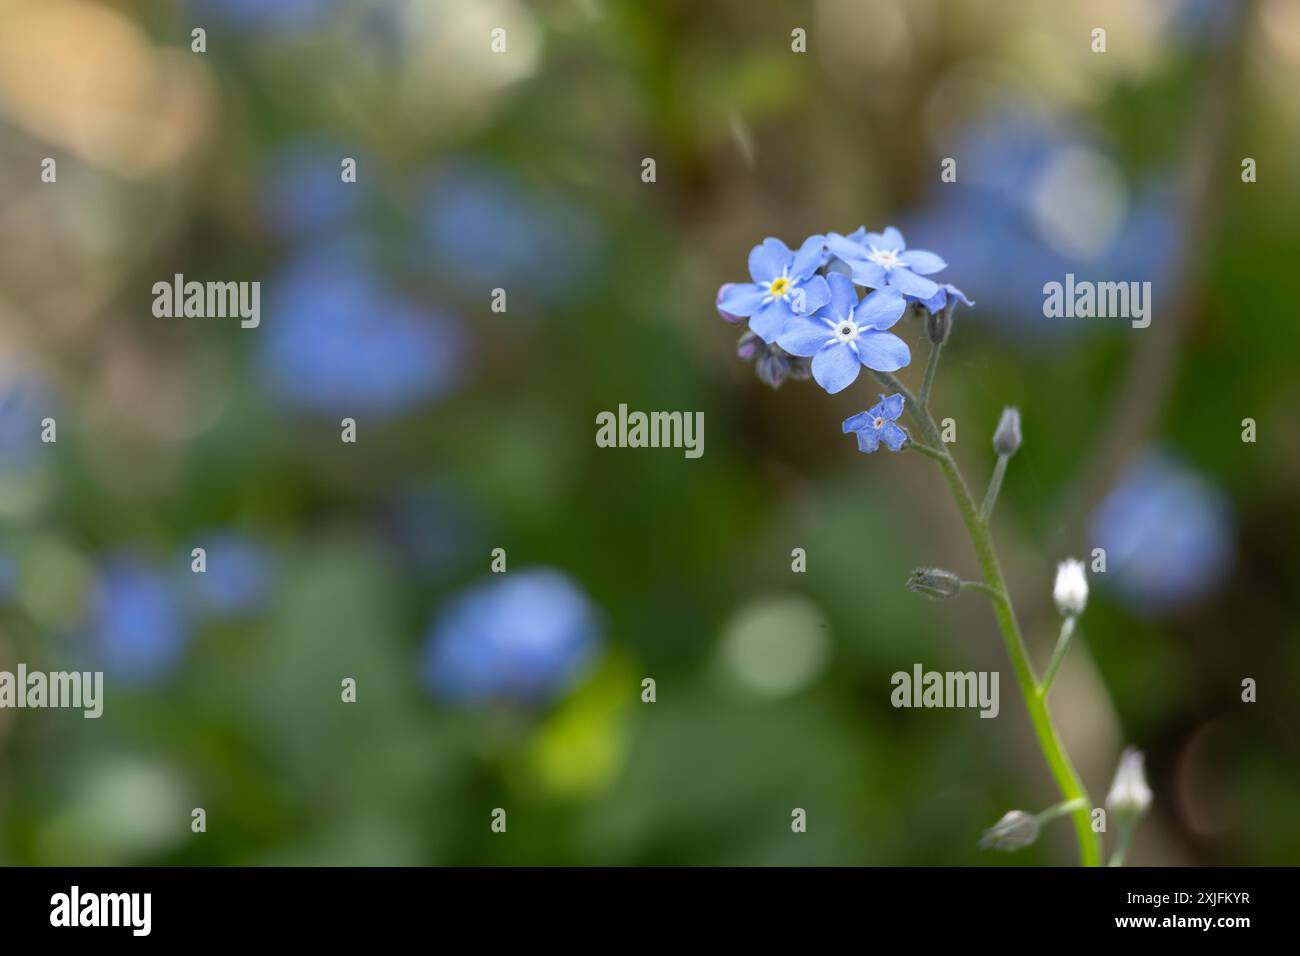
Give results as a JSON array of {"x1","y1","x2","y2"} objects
[
  {"x1": 88, "y1": 558, "x2": 192, "y2": 685},
  {"x1": 843, "y1": 393, "x2": 908, "y2": 453},
  {"x1": 190, "y1": 533, "x2": 275, "y2": 618},
  {"x1": 906, "y1": 103, "x2": 1181, "y2": 334},
  {"x1": 423, "y1": 569, "x2": 601, "y2": 705},
  {"x1": 0, "y1": 364, "x2": 56, "y2": 475},
  {"x1": 258, "y1": 253, "x2": 465, "y2": 418},
  {"x1": 717, "y1": 236, "x2": 830, "y2": 343},
  {"x1": 1090, "y1": 452, "x2": 1233, "y2": 613},
  {"x1": 776, "y1": 272, "x2": 909, "y2": 393},
  {"x1": 825, "y1": 226, "x2": 945, "y2": 299},
  {"x1": 422, "y1": 163, "x2": 601, "y2": 305},
  {"x1": 259, "y1": 140, "x2": 369, "y2": 238},
  {"x1": 188, "y1": 0, "x2": 339, "y2": 34}
]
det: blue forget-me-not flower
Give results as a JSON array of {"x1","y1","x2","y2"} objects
[
  {"x1": 843, "y1": 393, "x2": 908, "y2": 453},
  {"x1": 422, "y1": 568, "x2": 601, "y2": 706},
  {"x1": 775, "y1": 272, "x2": 908, "y2": 394},
  {"x1": 717, "y1": 236, "x2": 831, "y2": 344},
  {"x1": 824, "y1": 226, "x2": 947, "y2": 300}
]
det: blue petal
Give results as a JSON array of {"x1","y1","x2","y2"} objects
[
  {"x1": 748, "y1": 298, "x2": 791, "y2": 343},
  {"x1": 848, "y1": 260, "x2": 888, "y2": 289},
  {"x1": 795, "y1": 274, "x2": 830, "y2": 315},
  {"x1": 812, "y1": 344, "x2": 862, "y2": 394},
  {"x1": 825, "y1": 233, "x2": 867, "y2": 262},
  {"x1": 899, "y1": 249, "x2": 946, "y2": 275},
  {"x1": 864, "y1": 226, "x2": 906, "y2": 252},
  {"x1": 947, "y1": 284, "x2": 974, "y2": 307},
  {"x1": 855, "y1": 428, "x2": 882, "y2": 453},
  {"x1": 854, "y1": 331, "x2": 911, "y2": 372},
  {"x1": 855, "y1": 287, "x2": 907, "y2": 330},
  {"x1": 776, "y1": 314, "x2": 834, "y2": 357},
  {"x1": 791, "y1": 234, "x2": 828, "y2": 279},
  {"x1": 878, "y1": 392, "x2": 905, "y2": 420},
  {"x1": 825, "y1": 272, "x2": 858, "y2": 322},
  {"x1": 881, "y1": 422, "x2": 908, "y2": 451},
  {"x1": 717, "y1": 282, "x2": 766, "y2": 318},
  {"x1": 748, "y1": 238, "x2": 793, "y2": 283},
  {"x1": 884, "y1": 267, "x2": 940, "y2": 299},
  {"x1": 842, "y1": 411, "x2": 872, "y2": 433}
]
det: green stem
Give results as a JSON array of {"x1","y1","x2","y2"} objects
[
  {"x1": 1039, "y1": 616, "x2": 1077, "y2": 697},
  {"x1": 905, "y1": 440, "x2": 947, "y2": 462},
  {"x1": 958, "y1": 580, "x2": 1004, "y2": 603},
  {"x1": 919, "y1": 340, "x2": 943, "y2": 410},
  {"x1": 877, "y1": 368, "x2": 1101, "y2": 867},
  {"x1": 980, "y1": 454, "x2": 1009, "y2": 522},
  {"x1": 1109, "y1": 820, "x2": 1135, "y2": 868},
  {"x1": 1035, "y1": 796, "x2": 1087, "y2": 827}
]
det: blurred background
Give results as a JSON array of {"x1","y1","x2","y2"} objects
[{"x1": 0, "y1": 0, "x2": 1297, "y2": 866}]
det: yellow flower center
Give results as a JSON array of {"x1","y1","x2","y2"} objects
[{"x1": 767, "y1": 276, "x2": 792, "y2": 299}]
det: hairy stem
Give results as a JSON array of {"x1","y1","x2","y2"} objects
[
  {"x1": 877, "y1": 369, "x2": 1101, "y2": 866},
  {"x1": 919, "y1": 340, "x2": 943, "y2": 410},
  {"x1": 1039, "y1": 616, "x2": 1077, "y2": 697},
  {"x1": 980, "y1": 454, "x2": 1009, "y2": 521}
]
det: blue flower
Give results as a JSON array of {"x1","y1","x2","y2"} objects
[
  {"x1": 824, "y1": 226, "x2": 946, "y2": 299},
  {"x1": 843, "y1": 393, "x2": 908, "y2": 453},
  {"x1": 423, "y1": 163, "x2": 600, "y2": 305},
  {"x1": 717, "y1": 236, "x2": 831, "y2": 343},
  {"x1": 774, "y1": 272, "x2": 909, "y2": 394},
  {"x1": 259, "y1": 139, "x2": 369, "y2": 238},
  {"x1": 917, "y1": 282, "x2": 975, "y2": 315},
  {"x1": 422, "y1": 569, "x2": 600, "y2": 705},
  {"x1": 88, "y1": 558, "x2": 191, "y2": 685},
  {"x1": 0, "y1": 363, "x2": 56, "y2": 476},
  {"x1": 190, "y1": 533, "x2": 275, "y2": 618},
  {"x1": 1089, "y1": 452, "x2": 1232, "y2": 613},
  {"x1": 258, "y1": 253, "x2": 465, "y2": 419}
]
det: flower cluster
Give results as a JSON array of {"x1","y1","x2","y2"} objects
[{"x1": 717, "y1": 226, "x2": 970, "y2": 452}]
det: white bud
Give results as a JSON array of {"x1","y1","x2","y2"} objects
[
  {"x1": 1053, "y1": 558, "x2": 1088, "y2": 617},
  {"x1": 1105, "y1": 747, "x2": 1153, "y2": 820},
  {"x1": 979, "y1": 810, "x2": 1039, "y2": 851}
]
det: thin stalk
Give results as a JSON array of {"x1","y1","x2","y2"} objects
[
  {"x1": 1109, "y1": 820, "x2": 1136, "y2": 867},
  {"x1": 980, "y1": 454, "x2": 1009, "y2": 521},
  {"x1": 919, "y1": 340, "x2": 943, "y2": 410},
  {"x1": 1039, "y1": 616, "x2": 1077, "y2": 697},
  {"x1": 877, "y1": 369, "x2": 1102, "y2": 867}
]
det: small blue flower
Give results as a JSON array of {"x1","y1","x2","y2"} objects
[
  {"x1": 843, "y1": 393, "x2": 908, "y2": 453},
  {"x1": 88, "y1": 558, "x2": 192, "y2": 685},
  {"x1": 190, "y1": 533, "x2": 275, "y2": 618},
  {"x1": 258, "y1": 253, "x2": 465, "y2": 419},
  {"x1": 825, "y1": 226, "x2": 945, "y2": 299},
  {"x1": 422, "y1": 569, "x2": 600, "y2": 706},
  {"x1": 917, "y1": 282, "x2": 975, "y2": 315},
  {"x1": 774, "y1": 272, "x2": 909, "y2": 394},
  {"x1": 259, "y1": 139, "x2": 369, "y2": 238},
  {"x1": 1089, "y1": 452, "x2": 1232, "y2": 613},
  {"x1": 717, "y1": 236, "x2": 831, "y2": 343}
]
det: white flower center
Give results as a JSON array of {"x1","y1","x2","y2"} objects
[
  {"x1": 872, "y1": 416, "x2": 885, "y2": 429},
  {"x1": 831, "y1": 319, "x2": 860, "y2": 344},
  {"x1": 866, "y1": 247, "x2": 902, "y2": 269}
]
